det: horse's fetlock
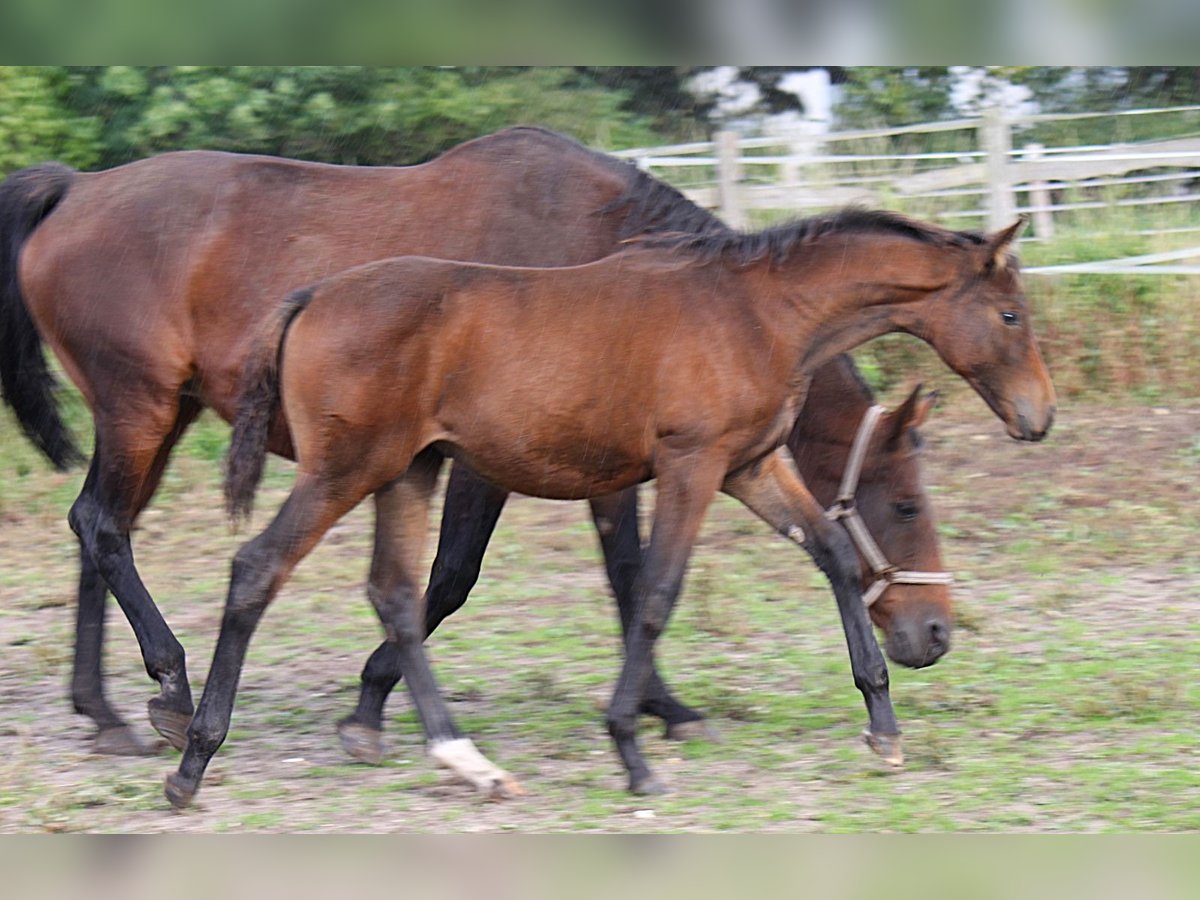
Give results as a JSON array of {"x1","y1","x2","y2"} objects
[
  {"x1": 606, "y1": 712, "x2": 637, "y2": 742},
  {"x1": 185, "y1": 720, "x2": 226, "y2": 758},
  {"x1": 855, "y1": 663, "x2": 890, "y2": 694}
]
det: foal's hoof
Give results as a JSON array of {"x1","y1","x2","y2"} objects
[
  {"x1": 630, "y1": 774, "x2": 669, "y2": 796},
  {"x1": 148, "y1": 698, "x2": 192, "y2": 752},
  {"x1": 93, "y1": 725, "x2": 158, "y2": 757},
  {"x1": 488, "y1": 772, "x2": 525, "y2": 801},
  {"x1": 164, "y1": 772, "x2": 198, "y2": 810},
  {"x1": 863, "y1": 730, "x2": 905, "y2": 768},
  {"x1": 665, "y1": 719, "x2": 720, "y2": 743},
  {"x1": 429, "y1": 737, "x2": 524, "y2": 800},
  {"x1": 337, "y1": 719, "x2": 385, "y2": 766}
]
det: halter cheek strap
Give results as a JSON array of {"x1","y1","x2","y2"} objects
[{"x1": 824, "y1": 404, "x2": 954, "y2": 608}]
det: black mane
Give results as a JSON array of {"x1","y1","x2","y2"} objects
[
  {"x1": 637, "y1": 207, "x2": 987, "y2": 268},
  {"x1": 599, "y1": 165, "x2": 732, "y2": 240}
]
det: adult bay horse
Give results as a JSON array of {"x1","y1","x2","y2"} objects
[
  {"x1": 0, "y1": 128, "x2": 955, "y2": 756},
  {"x1": 166, "y1": 209, "x2": 1056, "y2": 805}
]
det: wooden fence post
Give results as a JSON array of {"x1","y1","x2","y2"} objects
[
  {"x1": 715, "y1": 130, "x2": 745, "y2": 229},
  {"x1": 1023, "y1": 142, "x2": 1055, "y2": 240},
  {"x1": 981, "y1": 107, "x2": 1016, "y2": 230}
]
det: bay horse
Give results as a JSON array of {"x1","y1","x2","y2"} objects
[
  {"x1": 164, "y1": 209, "x2": 1055, "y2": 805},
  {"x1": 0, "y1": 128, "x2": 954, "y2": 756}
]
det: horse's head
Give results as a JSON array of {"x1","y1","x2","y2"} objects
[
  {"x1": 792, "y1": 367, "x2": 952, "y2": 669},
  {"x1": 927, "y1": 218, "x2": 1056, "y2": 442}
]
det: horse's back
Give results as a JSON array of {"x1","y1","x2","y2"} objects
[{"x1": 15, "y1": 132, "x2": 634, "y2": 419}]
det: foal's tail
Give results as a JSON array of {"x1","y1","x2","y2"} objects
[
  {"x1": 0, "y1": 162, "x2": 84, "y2": 470},
  {"x1": 225, "y1": 286, "x2": 316, "y2": 524}
]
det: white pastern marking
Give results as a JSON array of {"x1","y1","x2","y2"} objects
[
  {"x1": 786, "y1": 524, "x2": 805, "y2": 544},
  {"x1": 428, "y1": 738, "x2": 522, "y2": 797}
]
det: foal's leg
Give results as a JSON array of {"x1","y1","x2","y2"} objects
[
  {"x1": 589, "y1": 490, "x2": 711, "y2": 740},
  {"x1": 355, "y1": 451, "x2": 520, "y2": 797},
  {"x1": 68, "y1": 394, "x2": 203, "y2": 754},
  {"x1": 606, "y1": 458, "x2": 726, "y2": 795},
  {"x1": 338, "y1": 464, "x2": 510, "y2": 763},
  {"x1": 722, "y1": 451, "x2": 902, "y2": 766}
]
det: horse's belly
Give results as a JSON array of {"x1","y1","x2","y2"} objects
[{"x1": 444, "y1": 433, "x2": 650, "y2": 501}]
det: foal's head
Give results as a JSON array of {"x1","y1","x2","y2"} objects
[
  {"x1": 920, "y1": 218, "x2": 1056, "y2": 442},
  {"x1": 791, "y1": 360, "x2": 951, "y2": 669}
]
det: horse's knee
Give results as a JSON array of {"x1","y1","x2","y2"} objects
[
  {"x1": 811, "y1": 523, "x2": 860, "y2": 590},
  {"x1": 606, "y1": 709, "x2": 637, "y2": 743}
]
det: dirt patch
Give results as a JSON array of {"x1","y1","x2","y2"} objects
[{"x1": 1, "y1": 399, "x2": 1197, "y2": 831}]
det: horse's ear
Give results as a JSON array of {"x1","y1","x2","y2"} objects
[
  {"x1": 981, "y1": 216, "x2": 1027, "y2": 272},
  {"x1": 886, "y1": 385, "x2": 938, "y2": 449}
]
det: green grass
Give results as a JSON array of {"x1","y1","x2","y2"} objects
[{"x1": 1, "y1": 359, "x2": 1197, "y2": 830}]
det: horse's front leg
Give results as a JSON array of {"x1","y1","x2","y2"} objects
[
  {"x1": 606, "y1": 457, "x2": 726, "y2": 795},
  {"x1": 723, "y1": 450, "x2": 902, "y2": 766},
  {"x1": 589, "y1": 489, "x2": 712, "y2": 740}
]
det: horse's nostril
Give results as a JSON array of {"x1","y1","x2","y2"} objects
[
  {"x1": 928, "y1": 620, "x2": 949, "y2": 650},
  {"x1": 1016, "y1": 413, "x2": 1033, "y2": 440}
]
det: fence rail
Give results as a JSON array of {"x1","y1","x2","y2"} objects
[{"x1": 614, "y1": 106, "x2": 1200, "y2": 258}]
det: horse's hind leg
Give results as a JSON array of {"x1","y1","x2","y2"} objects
[
  {"x1": 69, "y1": 393, "x2": 202, "y2": 754},
  {"x1": 167, "y1": 469, "x2": 367, "y2": 808},
  {"x1": 358, "y1": 450, "x2": 520, "y2": 798},
  {"x1": 589, "y1": 490, "x2": 713, "y2": 741},
  {"x1": 338, "y1": 464, "x2": 510, "y2": 765},
  {"x1": 70, "y1": 460, "x2": 146, "y2": 754}
]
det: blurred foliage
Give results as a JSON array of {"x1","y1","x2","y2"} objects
[
  {"x1": 0, "y1": 67, "x2": 99, "y2": 171},
  {"x1": 61, "y1": 66, "x2": 679, "y2": 167},
  {"x1": 8, "y1": 67, "x2": 1200, "y2": 175},
  {"x1": 1, "y1": 66, "x2": 704, "y2": 173},
  {"x1": 836, "y1": 67, "x2": 961, "y2": 127}
]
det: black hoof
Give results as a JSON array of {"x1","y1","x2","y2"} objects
[
  {"x1": 664, "y1": 719, "x2": 720, "y2": 743},
  {"x1": 630, "y1": 774, "x2": 669, "y2": 796},
  {"x1": 148, "y1": 698, "x2": 192, "y2": 752},
  {"x1": 337, "y1": 718, "x2": 385, "y2": 765},
  {"x1": 164, "y1": 772, "x2": 197, "y2": 810},
  {"x1": 93, "y1": 725, "x2": 159, "y2": 757},
  {"x1": 863, "y1": 730, "x2": 905, "y2": 768}
]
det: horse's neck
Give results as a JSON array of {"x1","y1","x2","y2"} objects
[{"x1": 763, "y1": 238, "x2": 957, "y2": 374}]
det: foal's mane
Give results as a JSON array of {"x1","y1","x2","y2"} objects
[{"x1": 637, "y1": 207, "x2": 987, "y2": 268}]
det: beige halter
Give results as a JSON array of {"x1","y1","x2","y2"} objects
[{"x1": 824, "y1": 405, "x2": 954, "y2": 608}]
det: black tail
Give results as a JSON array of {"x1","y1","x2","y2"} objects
[
  {"x1": 0, "y1": 162, "x2": 84, "y2": 470},
  {"x1": 225, "y1": 286, "x2": 316, "y2": 524}
]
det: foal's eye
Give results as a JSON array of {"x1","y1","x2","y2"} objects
[
  {"x1": 1001, "y1": 310, "x2": 1020, "y2": 326},
  {"x1": 895, "y1": 500, "x2": 919, "y2": 521}
]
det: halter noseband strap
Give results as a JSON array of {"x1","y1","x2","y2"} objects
[{"x1": 824, "y1": 404, "x2": 954, "y2": 608}]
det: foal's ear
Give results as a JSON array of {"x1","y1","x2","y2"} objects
[
  {"x1": 980, "y1": 216, "x2": 1028, "y2": 272},
  {"x1": 887, "y1": 385, "x2": 938, "y2": 449}
]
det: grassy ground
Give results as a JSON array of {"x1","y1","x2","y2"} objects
[{"x1": 1, "y1": 383, "x2": 1196, "y2": 832}]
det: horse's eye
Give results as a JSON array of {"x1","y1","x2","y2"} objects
[
  {"x1": 895, "y1": 500, "x2": 919, "y2": 521},
  {"x1": 1001, "y1": 310, "x2": 1020, "y2": 326}
]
